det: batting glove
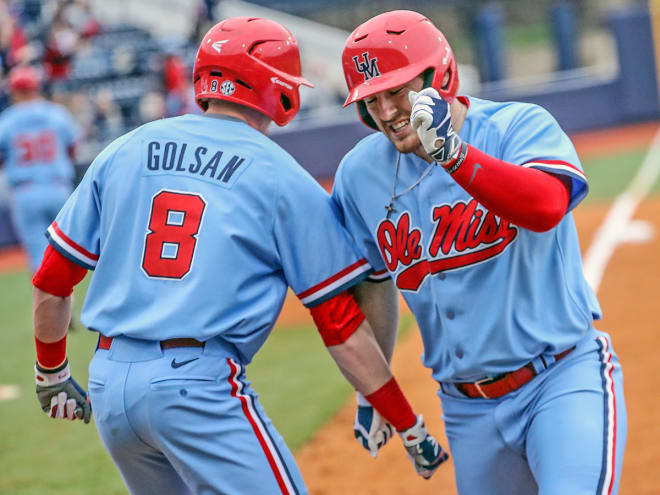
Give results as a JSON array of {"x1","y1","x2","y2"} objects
[
  {"x1": 354, "y1": 392, "x2": 394, "y2": 458},
  {"x1": 399, "y1": 414, "x2": 449, "y2": 479},
  {"x1": 409, "y1": 88, "x2": 466, "y2": 172},
  {"x1": 35, "y1": 359, "x2": 92, "y2": 424}
]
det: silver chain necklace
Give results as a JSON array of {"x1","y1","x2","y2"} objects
[{"x1": 385, "y1": 152, "x2": 435, "y2": 219}]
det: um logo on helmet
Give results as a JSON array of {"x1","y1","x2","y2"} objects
[{"x1": 353, "y1": 52, "x2": 381, "y2": 81}]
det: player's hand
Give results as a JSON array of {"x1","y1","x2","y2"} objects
[
  {"x1": 398, "y1": 414, "x2": 449, "y2": 479},
  {"x1": 353, "y1": 392, "x2": 394, "y2": 458},
  {"x1": 409, "y1": 88, "x2": 464, "y2": 168},
  {"x1": 35, "y1": 359, "x2": 92, "y2": 424}
]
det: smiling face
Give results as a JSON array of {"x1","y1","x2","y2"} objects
[{"x1": 362, "y1": 76, "x2": 425, "y2": 155}]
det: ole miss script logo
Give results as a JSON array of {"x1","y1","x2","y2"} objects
[{"x1": 377, "y1": 199, "x2": 518, "y2": 291}]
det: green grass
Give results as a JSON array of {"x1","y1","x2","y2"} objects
[
  {"x1": 0, "y1": 274, "x2": 114, "y2": 494},
  {"x1": 506, "y1": 22, "x2": 551, "y2": 48},
  {"x1": 0, "y1": 272, "x2": 122, "y2": 495},
  {"x1": 0, "y1": 269, "x2": 416, "y2": 494},
  {"x1": 581, "y1": 147, "x2": 658, "y2": 203}
]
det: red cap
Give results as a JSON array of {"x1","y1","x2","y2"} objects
[{"x1": 8, "y1": 66, "x2": 40, "y2": 92}]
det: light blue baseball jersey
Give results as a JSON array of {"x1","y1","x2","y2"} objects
[
  {"x1": 0, "y1": 100, "x2": 79, "y2": 186},
  {"x1": 48, "y1": 114, "x2": 371, "y2": 363},
  {"x1": 333, "y1": 96, "x2": 600, "y2": 383}
]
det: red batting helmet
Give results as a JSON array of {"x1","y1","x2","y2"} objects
[
  {"x1": 342, "y1": 10, "x2": 459, "y2": 130},
  {"x1": 193, "y1": 17, "x2": 313, "y2": 127},
  {"x1": 8, "y1": 65, "x2": 40, "y2": 92}
]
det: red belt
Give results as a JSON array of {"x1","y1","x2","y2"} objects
[
  {"x1": 97, "y1": 335, "x2": 205, "y2": 351},
  {"x1": 453, "y1": 347, "x2": 575, "y2": 399}
]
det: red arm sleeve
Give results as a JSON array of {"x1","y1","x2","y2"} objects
[
  {"x1": 33, "y1": 245, "x2": 88, "y2": 297},
  {"x1": 309, "y1": 290, "x2": 366, "y2": 347},
  {"x1": 449, "y1": 144, "x2": 570, "y2": 232}
]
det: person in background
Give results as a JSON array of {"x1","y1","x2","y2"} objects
[{"x1": 0, "y1": 64, "x2": 80, "y2": 273}]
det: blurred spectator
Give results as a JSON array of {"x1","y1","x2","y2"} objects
[
  {"x1": 163, "y1": 52, "x2": 186, "y2": 93},
  {"x1": 0, "y1": 2, "x2": 28, "y2": 72},
  {"x1": 93, "y1": 88, "x2": 122, "y2": 138},
  {"x1": 111, "y1": 45, "x2": 137, "y2": 76},
  {"x1": 139, "y1": 90, "x2": 166, "y2": 123},
  {"x1": 48, "y1": 84, "x2": 70, "y2": 107},
  {"x1": 190, "y1": 0, "x2": 219, "y2": 44},
  {"x1": 67, "y1": 90, "x2": 94, "y2": 134},
  {"x1": 41, "y1": 0, "x2": 100, "y2": 82},
  {"x1": 64, "y1": 0, "x2": 101, "y2": 39},
  {"x1": 162, "y1": 51, "x2": 189, "y2": 116},
  {"x1": 42, "y1": 6, "x2": 79, "y2": 81},
  {"x1": 15, "y1": 0, "x2": 45, "y2": 39}
]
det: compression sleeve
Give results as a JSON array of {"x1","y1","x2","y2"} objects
[
  {"x1": 309, "y1": 290, "x2": 366, "y2": 346},
  {"x1": 33, "y1": 245, "x2": 87, "y2": 297},
  {"x1": 448, "y1": 144, "x2": 570, "y2": 232}
]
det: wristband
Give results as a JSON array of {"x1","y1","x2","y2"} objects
[
  {"x1": 444, "y1": 141, "x2": 468, "y2": 174},
  {"x1": 35, "y1": 335, "x2": 67, "y2": 369},
  {"x1": 365, "y1": 377, "x2": 416, "y2": 431}
]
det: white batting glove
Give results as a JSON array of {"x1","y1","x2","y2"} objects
[
  {"x1": 353, "y1": 392, "x2": 394, "y2": 458},
  {"x1": 409, "y1": 88, "x2": 465, "y2": 171},
  {"x1": 35, "y1": 359, "x2": 92, "y2": 423},
  {"x1": 399, "y1": 414, "x2": 449, "y2": 479}
]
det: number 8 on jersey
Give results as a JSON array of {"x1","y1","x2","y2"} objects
[{"x1": 141, "y1": 190, "x2": 207, "y2": 279}]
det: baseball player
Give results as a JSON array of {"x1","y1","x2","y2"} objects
[
  {"x1": 0, "y1": 65, "x2": 80, "y2": 273},
  {"x1": 334, "y1": 10, "x2": 627, "y2": 495},
  {"x1": 31, "y1": 17, "x2": 448, "y2": 495}
]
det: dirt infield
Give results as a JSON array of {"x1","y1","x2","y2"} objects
[{"x1": 0, "y1": 247, "x2": 27, "y2": 273}]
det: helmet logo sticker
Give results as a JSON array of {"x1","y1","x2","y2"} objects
[
  {"x1": 220, "y1": 80, "x2": 235, "y2": 95},
  {"x1": 352, "y1": 52, "x2": 381, "y2": 81},
  {"x1": 271, "y1": 76, "x2": 293, "y2": 90},
  {"x1": 211, "y1": 40, "x2": 229, "y2": 53}
]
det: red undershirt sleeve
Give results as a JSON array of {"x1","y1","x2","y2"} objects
[
  {"x1": 33, "y1": 245, "x2": 88, "y2": 297},
  {"x1": 309, "y1": 290, "x2": 366, "y2": 347},
  {"x1": 448, "y1": 144, "x2": 570, "y2": 232}
]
